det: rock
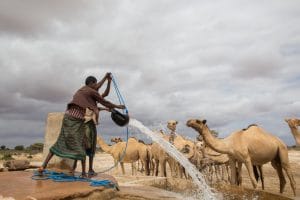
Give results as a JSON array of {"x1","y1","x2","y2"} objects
[{"x1": 3, "y1": 160, "x2": 30, "y2": 171}]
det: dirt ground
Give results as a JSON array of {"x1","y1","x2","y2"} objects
[
  {"x1": 1, "y1": 149, "x2": 300, "y2": 199},
  {"x1": 240, "y1": 149, "x2": 300, "y2": 199}
]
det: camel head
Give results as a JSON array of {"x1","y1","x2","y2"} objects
[
  {"x1": 111, "y1": 137, "x2": 123, "y2": 143},
  {"x1": 285, "y1": 118, "x2": 300, "y2": 128},
  {"x1": 167, "y1": 120, "x2": 178, "y2": 132},
  {"x1": 186, "y1": 119, "x2": 207, "y2": 135},
  {"x1": 195, "y1": 141, "x2": 205, "y2": 151},
  {"x1": 180, "y1": 143, "x2": 195, "y2": 159}
]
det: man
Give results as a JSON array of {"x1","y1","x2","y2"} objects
[{"x1": 39, "y1": 73, "x2": 125, "y2": 178}]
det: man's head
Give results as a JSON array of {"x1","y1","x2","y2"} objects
[{"x1": 85, "y1": 76, "x2": 97, "y2": 89}]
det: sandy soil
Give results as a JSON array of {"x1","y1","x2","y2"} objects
[
  {"x1": 1, "y1": 150, "x2": 300, "y2": 199},
  {"x1": 240, "y1": 149, "x2": 300, "y2": 199}
]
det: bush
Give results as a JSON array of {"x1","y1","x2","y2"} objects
[
  {"x1": 0, "y1": 145, "x2": 5, "y2": 150},
  {"x1": 28, "y1": 143, "x2": 44, "y2": 151},
  {"x1": 1, "y1": 152, "x2": 14, "y2": 160},
  {"x1": 14, "y1": 145, "x2": 25, "y2": 151}
]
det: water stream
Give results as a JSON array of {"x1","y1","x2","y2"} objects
[{"x1": 129, "y1": 118, "x2": 219, "y2": 200}]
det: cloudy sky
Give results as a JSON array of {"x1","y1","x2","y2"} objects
[{"x1": 0, "y1": 0, "x2": 299, "y2": 148}]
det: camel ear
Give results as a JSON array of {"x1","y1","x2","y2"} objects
[
  {"x1": 284, "y1": 118, "x2": 289, "y2": 122},
  {"x1": 202, "y1": 119, "x2": 207, "y2": 124}
]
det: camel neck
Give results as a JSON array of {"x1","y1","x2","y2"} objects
[
  {"x1": 288, "y1": 126, "x2": 300, "y2": 145},
  {"x1": 97, "y1": 137, "x2": 112, "y2": 153},
  {"x1": 201, "y1": 125, "x2": 230, "y2": 154}
]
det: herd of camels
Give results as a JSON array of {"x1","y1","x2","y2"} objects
[{"x1": 97, "y1": 118, "x2": 300, "y2": 196}]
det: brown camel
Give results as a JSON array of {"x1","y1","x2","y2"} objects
[
  {"x1": 285, "y1": 118, "x2": 300, "y2": 147},
  {"x1": 186, "y1": 119, "x2": 296, "y2": 196},
  {"x1": 97, "y1": 136, "x2": 150, "y2": 175}
]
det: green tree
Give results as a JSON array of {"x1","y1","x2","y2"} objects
[
  {"x1": 14, "y1": 145, "x2": 25, "y2": 151},
  {"x1": 0, "y1": 145, "x2": 5, "y2": 150},
  {"x1": 29, "y1": 143, "x2": 44, "y2": 151}
]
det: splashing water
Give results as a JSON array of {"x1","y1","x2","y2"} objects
[{"x1": 129, "y1": 118, "x2": 220, "y2": 200}]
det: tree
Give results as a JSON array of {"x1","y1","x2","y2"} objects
[
  {"x1": 14, "y1": 145, "x2": 25, "y2": 151},
  {"x1": 29, "y1": 143, "x2": 44, "y2": 151},
  {"x1": 0, "y1": 145, "x2": 5, "y2": 150}
]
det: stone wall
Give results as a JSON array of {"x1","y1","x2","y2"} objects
[{"x1": 43, "y1": 112, "x2": 73, "y2": 171}]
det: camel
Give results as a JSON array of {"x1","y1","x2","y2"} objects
[
  {"x1": 97, "y1": 136, "x2": 150, "y2": 175},
  {"x1": 151, "y1": 129, "x2": 185, "y2": 178},
  {"x1": 111, "y1": 137, "x2": 123, "y2": 143},
  {"x1": 184, "y1": 141, "x2": 230, "y2": 183},
  {"x1": 285, "y1": 118, "x2": 300, "y2": 147},
  {"x1": 186, "y1": 119, "x2": 296, "y2": 196}
]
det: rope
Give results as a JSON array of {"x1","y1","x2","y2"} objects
[
  {"x1": 94, "y1": 73, "x2": 130, "y2": 173},
  {"x1": 31, "y1": 170, "x2": 116, "y2": 189}
]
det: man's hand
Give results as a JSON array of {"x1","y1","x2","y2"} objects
[
  {"x1": 106, "y1": 72, "x2": 112, "y2": 80},
  {"x1": 117, "y1": 105, "x2": 126, "y2": 109}
]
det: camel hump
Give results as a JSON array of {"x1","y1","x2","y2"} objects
[{"x1": 242, "y1": 124, "x2": 258, "y2": 131}]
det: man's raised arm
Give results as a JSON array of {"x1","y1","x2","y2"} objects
[
  {"x1": 95, "y1": 72, "x2": 110, "y2": 91},
  {"x1": 101, "y1": 75, "x2": 111, "y2": 98}
]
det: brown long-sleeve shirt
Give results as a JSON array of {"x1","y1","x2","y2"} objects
[{"x1": 67, "y1": 86, "x2": 112, "y2": 120}]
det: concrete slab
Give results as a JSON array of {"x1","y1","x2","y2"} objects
[{"x1": 0, "y1": 171, "x2": 118, "y2": 200}]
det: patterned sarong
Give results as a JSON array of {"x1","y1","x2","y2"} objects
[
  {"x1": 84, "y1": 120, "x2": 97, "y2": 157},
  {"x1": 50, "y1": 115, "x2": 86, "y2": 160}
]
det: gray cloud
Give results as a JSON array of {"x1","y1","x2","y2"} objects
[{"x1": 0, "y1": 0, "x2": 299, "y2": 147}]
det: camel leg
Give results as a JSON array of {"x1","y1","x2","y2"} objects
[
  {"x1": 131, "y1": 162, "x2": 137, "y2": 176},
  {"x1": 279, "y1": 149, "x2": 296, "y2": 196},
  {"x1": 120, "y1": 162, "x2": 125, "y2": 175},
  {"x1": 150, "y1": 159, "x2": 154, "y2": 176},
  {"x1": 209, "y1": 165, "x2": 213, "y2": 183},
  {"x1": 271, "y1": 160, "x2": 286, "y2": 193},
  {"x1": 221, "y1": 165, "x2": 225, "y2": 181},
  {"x1": 237, "y1": 162, "x2": 243, "y2": 186},
  {"x1": 258, "y1": 165, "x2": 264, "y2": 190},
  {"x1": 229, "y1": 159, "x2": 237, "y2": 185},
  {"x1": 226, "y1": 164, "x2": 230, "y2": 182},
  {"x1": 114, "y1": 159, "x2": 119, "y2": 175},
  {"x1": 160, "y1": 159, "x2": 167, "y2": 177},
  {"x1": 244, "y1": 159, "x2": 257, "y2": 189},
  {"x1": 155, "y1": 159, "x2": 159, "y2": 176},
  {"x1": 282, "y1": 165, "x2": 296, "y2": 195},
  {"x1": 214, "y1": 164, "x2": 220, "y2": 181}
]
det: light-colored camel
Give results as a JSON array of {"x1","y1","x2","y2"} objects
[
  {"x1": 151, "y1": 129, "x2": 185, "y2": 177},
  {"x1": 111, "y1": 137, "x2": 123, "y2": 143},
  {"x1": 97, "y1": 136, "x2": 150, "y2": 175},
  {"x1": 285, "y1": 118, "x2": 300, "y2": 147},
  {"x1": 186, "y1": 119, "x2": 296, "y2": 196},
  {"x1": 185, "y1": 141, "x2": 230, "y2": 183}
]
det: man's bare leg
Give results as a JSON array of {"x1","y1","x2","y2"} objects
[
  {"x1": 81, "y1": 159, "x2": 87, "y2": 178},
  {"x1": 88, "y1": 155, "x2": 97, "y2": 177},
  {"x1": 38, "y1": 152, "x2": 54, "y2": 174}
]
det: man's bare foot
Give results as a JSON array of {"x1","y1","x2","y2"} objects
[
  {"x1": 88, "y1": 170, "x2": 98, "y2": 178},
  {"x1": 80, "y1": 173, "x2": 87, "y2": 178},
  {"x1": 37, "y1": 167, "x2": 45, "y2": 175}
]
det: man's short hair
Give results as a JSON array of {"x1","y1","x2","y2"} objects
[{"x1": 85, "y1": 76, "x2": 97, "y2": 85}]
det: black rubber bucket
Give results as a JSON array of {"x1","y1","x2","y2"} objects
[{"x1": 111, "y1": 109, "x2": 129, "y2": 126}]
